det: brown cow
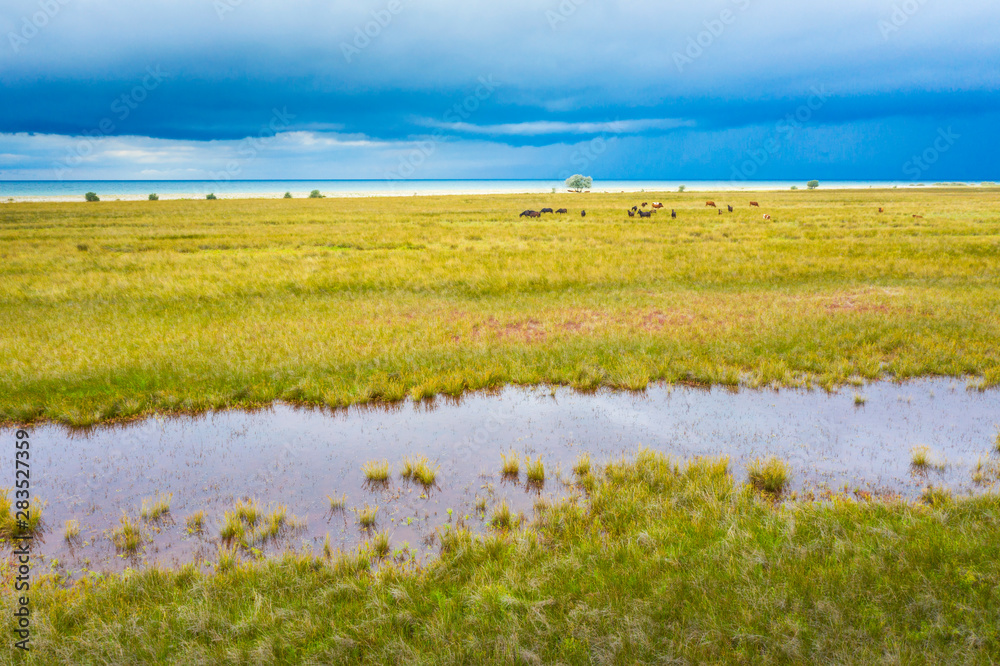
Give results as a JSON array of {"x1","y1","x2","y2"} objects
[
  {"x1": 556, "y1": 208, "x2": 568, "y2": 213},
  {"x1": 878, "y1": 207, "x2": 884, "y2": 213},
  {"x1": 641, "y1": 202, "x2": 648, "y2": 207},
  {"x1": 750, "y1": 201, "x2": 760, "y2": 207},
  {"x1": 706, "y1": 201, "x2": 716, "y2": 207},
  {"x1": 913, "y1": 214, "x2": 924, "y2": 218},
  {"x1": 519, "y1": 210, "x2": 541, "y2": 218},
  {"x1": 763, "y1": 214, "x2": 771, "y2": 220},
  {"x1": 651, "y1": 202, "x2": 664, "y2": 209}
]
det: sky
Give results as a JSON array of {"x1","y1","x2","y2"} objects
[{"x1": 1, "y1": 0, "x2": 998, "y2": 182}]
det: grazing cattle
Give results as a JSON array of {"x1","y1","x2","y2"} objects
[
  {"x1": 671, "y1": 209, "x2": 677, "y2": 219},
  {"x1": 540, "y1": 208, "x2": 554, "y2": 214},
  {"x1": 763, "y1": 214, "x2": 771, "y2": 220},
  {"x1": 878, "y1": 207, "x2": 884, "y2": 213},
  {"x1": 581, "y1": 210, "x2": 586, "y2": 217},
  {"x1": 519, "y1": 210, "x2": 541, "y2": 218},
  {"x1": 706, "y1": 201, "x2": 716, "y2": 207},
  {"x1": 727, "y1": 205, "x2": 733, "y2": 213},
  {"x1": 913, "y1": 214, "x2": 924, "y2": 218},
  {"x1": 651, "y1": 202, "x2": 664, "y2": 209},
  {"x1": 718, "y1": 208, "x2": 723, "y2": 215},
  {"x1": 631, "y1": 206, "x2": 638, "y2": 212},
  {"x1": 641, "y1": 202, "x2": 648, "y2": 208},
  {"x1": 556, "y1": 208, "x2": 568, "y2": 213},
  {"x1": 750, "y1": 201, "x2": 760, "y2": 207},
  {"x1": 627, "y1": 209, "x2": 635, "y2": 217},
  {"x1": 638, "y1": 210, "x2": 652, "y2": 218}
]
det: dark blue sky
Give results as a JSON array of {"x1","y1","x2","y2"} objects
[{"x1": 1, "y1": 0, "x2": 998, "y2": 180}]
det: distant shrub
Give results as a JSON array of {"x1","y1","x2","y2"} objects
[
  {"x1": 790, "y1": 185, "x2": 798, "y2": 190},
  {"x1": 807, "y1": 180, "x2": 819, "y2": 190},
  {"x1": 309, "y1": 189, "x2": 324, "y2": 198},
  {"x1": 677, "y1": 185, "x2": 686, "y2": 192},
  {"x1": 206, "y1": 193, "x2": 217, "y2": 200},
  {"x1": 148, "y1": 193, "x2": 159, "y2": 201},
  {"x1": 283, "y1": 192, "x2": 292, "y2": 199},
  {"x1": 85, "y1": 192, "x2": 99, "y2": 202}
]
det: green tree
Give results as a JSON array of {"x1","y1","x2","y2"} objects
[
  {"x1": 283, "y1": 192, "x2": 292, "y2": 199},
  {"x1": 807, "y1": 180, "x2": 819, "y2": 190},
  {"x1": 206, "y1": 193, "x2": 217, "y2": 200},
  {"x1": 565, "y1": 175, "x2": 592, "y2": 192},
  {"x1": 149, "y1": 193, "x2": 159, "y2": 201},
  {"x1": 677, "y1": 185, "x2": 686, "y2": 193},
  {"x1": 309, "y1": 189, "x2": 324, "y2": 198},
  {"x1": 84, "y1": 192, "x2": 99, "y2": 202}
]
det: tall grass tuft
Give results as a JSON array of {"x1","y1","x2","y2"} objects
[
  {"x1": 921, "y1": 485, "x2": 952, "y2": 507},
  {"x1": 573, "y1": 453, "x2": 591, "y2": 477},
  {"x1": 747, "y1": 457, "x2": 791, "y2": 495},
  {"x1": 357, "y1": 504, "x2": 378, "y2": 529},
  {"x1": 369, "y1": 531, "x2": 391, "y2": 559},
  {"x1": 139, "y1": 493, "x2": 172, "y2": 522},
  {"x1": 363, "y1": 459, "x2": 390, "y2": 483},
  {"x1": 501, "y1": 451, "x2": 520, "y2": 478},
  {"x1": 64, "y1": 519, "x2": 81, "y2": 543},
  {"x1": 525, "y1": 456, "x2": 545, "y2": 484},
  {"x1": 489, "y1": 500, "x2": 518, "y2": 530},
  {"x1": 911, "y1": 446, "x2": 930, "y2": 469},
  {"x1": 185, "y1": 511, "x2": 206, "y2": 534},
  {"x1": 328, "y1": 494, "x2": 347, "y2": 511},
  {"x1": 0, "y1": 490, "x2": 43, "y2": 539},
  {"x1": 111, "y1": 514, "x2": 143, "y2": 554}
]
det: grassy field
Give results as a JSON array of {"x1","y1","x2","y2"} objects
[
  {"x1": 2, "y1": 187, "x2": 999, "y2": 427},
  {"x1": 3, "y1": 451, "x2": 999, "y2": 663}
]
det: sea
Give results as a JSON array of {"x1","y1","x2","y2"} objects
[{"x1": 0, "y1": 179, "x2": 958, "y2": 201}]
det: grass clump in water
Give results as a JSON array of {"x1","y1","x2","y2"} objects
[
  {"x1": 525, "y1": 456, "x2": 545, "y2": 485},
  {"x1": 363, "y1": 459, "x2": 391, "y2": 483},
  {"x1": 747, "y1": 456, "x2": 790, "y2": 495},
  {"x1": 500, "y1": 451, "x2": 520, "y2": 478},
  {"x1": 139, "y1": 493, "x2": 172, "y2": 522},
  {"x1": 401, "y1": 455, "x2": 437, "y2": 486},
  {"x1": 369, "y1": 531, "x2": 391, "y2": 559},
  {"x1": 0, "y1": 490, "x2": 44, "y2": 540},
  {"x1": 328, "y1": 494, "x2": 347, "y2": 511},
  {"x1": 185, "y1": 511, "x2": 206, "y2": 534},
  {"x1": 572, "y1": 453, "x2": 591, "y2": 477},
  {"x1": 356, "y1": 504, "x2": 378, "y2": 529},
  {"x1": 489, "y1": 500, "x2": 519, "y2": 530},
  {"x1": 64, "y1": 519, "x2": 81, "y2": 543},
  {"x1": 911, "y1": 446, "x2": 930, "y2": 469},
  {"x1": 111, "y1": 514, "x2": 143, "y2": 554}
]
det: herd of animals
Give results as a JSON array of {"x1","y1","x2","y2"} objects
[{"x1": 519, "y1": 201, "x2": 916, "y2": 221}]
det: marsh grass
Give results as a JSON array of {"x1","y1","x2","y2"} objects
[
  {"x1": 0, "y1": 490, "x2": 43, "y2": 540},
  {"x1": 921, "y1": 485, "x2": 952, "y2": 507},
  {"x1": 220, "y1": 499, "x2": 293, "y2": 549},
  {"x1": 911, "y1": 446, "x2": 930, "y2": 469},
  {"x1": 111, "y1": 514, "x2": 143, "y2": 554},
  {"x1": 994, "y1": 428, "x2": 1000, "y2": 453},
  {"x1": 139, "y1": 493, "x2": 172, "y2": 522},
  {"x1": 9, "y1": 451, "x2": 1000, "y2": 662},
  {"x1": 401, "y1": 455, "x2": 437, "y2": 487},
  {"x1": 525, "y1": 456, "x2": 545, "y2": 485},
  {"x1": 489, "y1": 500, "x2": 519, "y2": 530},
  {"x1": 363, "y1": 459, "x2": 390, "y2": 483},
  {"x1": 356, "y1": 504, "x2": 378, "y2": 529},
  {"x1": 185, "y1": 511, "x2": 206, "y2": 534},
  {"x1": 746, "y1": 456, "x2": 790, "y2": 495},
  {"x1": 328, "y1": 493, "x2": 347, "y2": 511},
  {"x1": 500, "y1": 451, "x2": 520, "y2": 478},
  {"x1": 5, "y1": 190, "x2": 999, "y2": 428},
  {"x1": 63, "y1": 519, "x2": 81, "y2": 543},
  {"x1": 572, "y1": 453, "x2": 591, "y2": 477},
  {"x1": 369, "y1": 531, "x2": 391, "y2": 559},
  {"x1": 853, "y1": 393, "x2": 866, "y2": 406}
]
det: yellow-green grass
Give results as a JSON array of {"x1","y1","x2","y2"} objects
[
  {"x1": 0, "y1": 490, "x2": 43, "y2": 541},
  {"x1": 110, "y1": 514, "x2": 143, "y2": 554},
  {"x1": 572, "y1": 453, "x2": 591, "y2": 477},
  {"x1": 401, "y1": 455, "x2": 436, "y2": 485},
  {"x1": 185, "y1": 511, "x2": 206, "y2": 534},
  {"x1": 362, "y1": 459, "x2": 390, "y2": 483},
  {"x1": 328, "y1": 493, "x2": 347, "y2": 511},
  {"x1": 2, "y1": 189, "x2": 999, "y2": 427},
  {"x1": 525, "y1": 456, "x2": 545, "y2": 484},
  {"x1": 8, "y1": 451, "x2": 1000, "y2": 662},
  {"x1": 746, "y1": 456, "x2": 789, "y2": 495},
  {"x1": 911, "y1": 445, "x2": 931, "y2": 468},
  {"x1": 139, "y1": 492, "x2": 172, "y2": 522},
  {"x1": 356, "y1": 504, "x2": 378, "y2": 529},
  {"x1": 220, "y1": 500, "x2": 291, "y2": 549},
  {"x1": 500, "y1": 451, "x2": 520, "y2": 477},
  {"x1": 63, "y1": 519, "x2": 81, "y2": 543}
]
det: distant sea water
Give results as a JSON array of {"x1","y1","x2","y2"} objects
[{"x1": 0, "y1": 179, "x2": 955, "y2": 201}]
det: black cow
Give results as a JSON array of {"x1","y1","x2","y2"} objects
[
  {"x1": 638, "y1": 210, "x2": 652, "y2": 218},
  {"x1": 727, "y1": 205, "x2": 733, "y2": 212},
  {"x1": 556, "y1": 208, "x2": 568, "y2": 213},
  {"x1": 631, "y1": 206, "x2": 638, "y2": 212},
  {"x1": 519, "y1": 210, "x2": 541, "y2": 218},
  {"x1": 581, "y1": 210, "x2": 586, "y2": 217},
  {"x1": 671, "y1": 210, "x2": 676, "y2": 219},
  {"x1": 540, "y1": 208, "x2": 554, "y2": 213},
  {"x1": 718, "y1": 208, "x2": 722, "y2": 215},
  {"x1": 627, "y1": 209, "x2": 635, "y2": 217}
]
